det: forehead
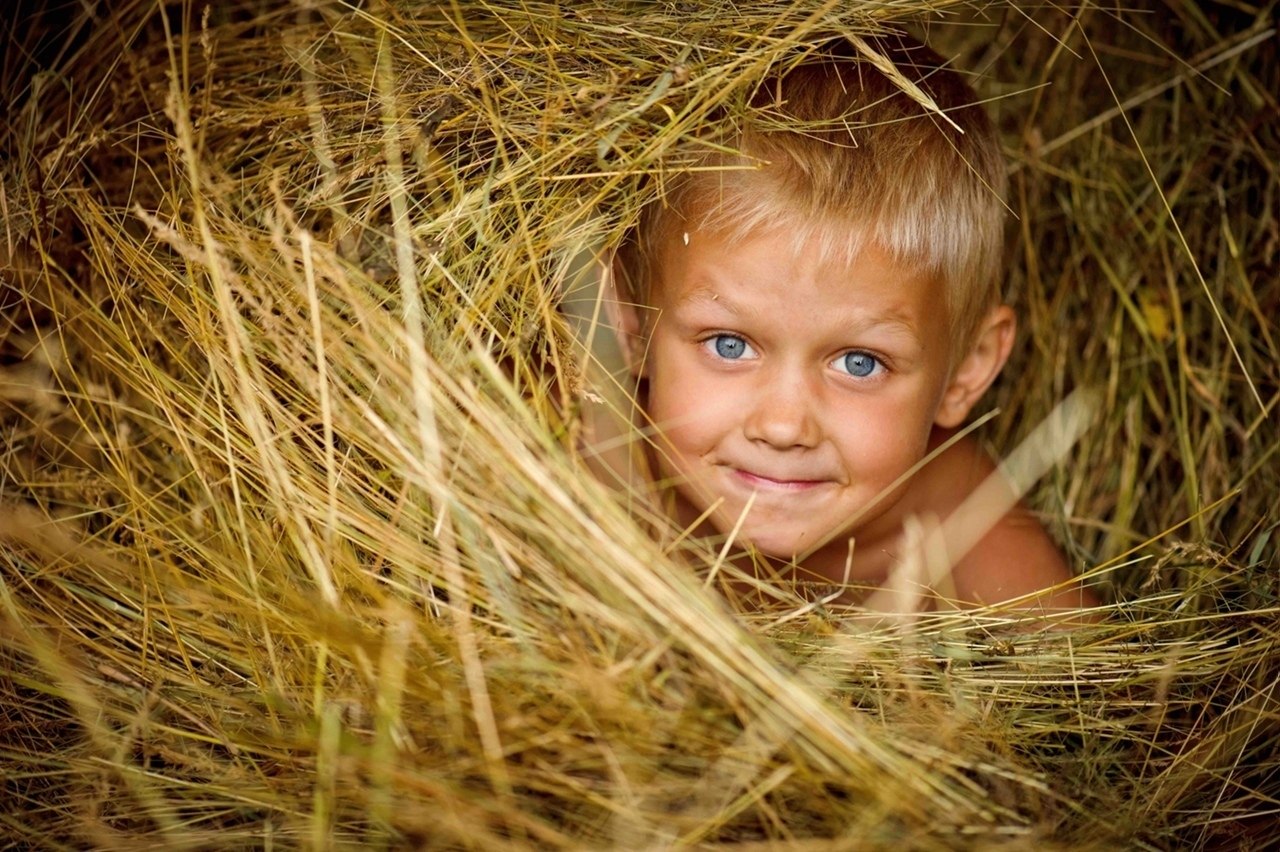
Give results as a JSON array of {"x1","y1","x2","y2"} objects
[
  {"x1": 650, "y1": 183, "x2": 938, "y2": 290},
  {"x1": 639, "y1": 187, "x2": 979, "y2": 355},
  {"x1": 653, "y1": 218, "x2": 937, "y2": 301},
  {"x1": 653, "y1": 227, "x2": 959, "y2": 376},
  {"x1": 660, "y1": 227, "x2": 944, "y2": 321}
]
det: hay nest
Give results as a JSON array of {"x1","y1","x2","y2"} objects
[{"x1": 1, "y1": 0, "x2": 1277, "y2": 848}]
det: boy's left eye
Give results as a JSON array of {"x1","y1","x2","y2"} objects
[{"x1": 831, "y1": 350, "x2": 883, "y2": 378}]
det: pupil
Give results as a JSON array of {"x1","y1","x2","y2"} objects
[
  {"x1": 845, "y1": 353, "x2": 873, "y2": 376},
  {"x1": 716, "y1": 336, "x2": 745, "y2": 358}
]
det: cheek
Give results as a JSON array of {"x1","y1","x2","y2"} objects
[
  {"x1": 645, "y1": 348, "x2": 741, "y2": 451},
  {"x1": 648, "y1": 367, "x2": 726, "y2": 444},
  {"x1": 832, "y1": 393, "x2": 935, "y2": 470}
]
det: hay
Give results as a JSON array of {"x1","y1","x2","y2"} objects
[{"x1": 1, "y1": 0, "x2": 1276, "y2": 848}]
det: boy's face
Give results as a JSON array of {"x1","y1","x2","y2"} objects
[{"x1": 624, "y1": 227, "x2": 999, "y2": 562}]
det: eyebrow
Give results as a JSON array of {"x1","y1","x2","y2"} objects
[
  {"x1": 859, "y1": 317, "x2": 924, "y2": 348},
  {"x1": 676, "y1": 284, "x2": 923, "y2": 345},
  {"x1": 675, "y1": 286, "x2": 741, "y2": 311},
  {"x1": 673, "y1": 286, "x2": 771, "y2": 324}
]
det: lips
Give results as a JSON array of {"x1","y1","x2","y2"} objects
[{"x1": 729, "y1": 468, "x2": 830, "y2": 491}]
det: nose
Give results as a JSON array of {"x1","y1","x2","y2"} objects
[{"x1": 743, "y1": 369, "x2": 822, "y2": 449}]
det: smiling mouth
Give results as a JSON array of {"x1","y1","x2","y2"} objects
[{"x1": 730, "y1": 469, "x2": 829, "y2": 491}]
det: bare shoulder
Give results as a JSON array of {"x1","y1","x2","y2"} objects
[
  {"x1": 921, "y1": 432, "x2": 1099, "y2": 612},
  {"x1": 950, "y1": 505, "x2": 1098, "y2": 611}
]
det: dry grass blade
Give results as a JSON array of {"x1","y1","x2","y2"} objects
[{"x1": 0, "y1": 0, "x2": 1276, "y2": 848}]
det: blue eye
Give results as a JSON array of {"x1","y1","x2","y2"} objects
[
  {"x1": 834, "y1": 351, "x2": 882, "y2": 378},
  {"x1": 705, "y1": 334, "x2": 755, "y2": 360}
]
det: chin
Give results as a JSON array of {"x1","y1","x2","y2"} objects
[
  {"x1": 732, "y1": 526, "x2": 820, "y2": 562},
  {"x1": 697, "y1": 497, "x2": 836, "y2": 561}
]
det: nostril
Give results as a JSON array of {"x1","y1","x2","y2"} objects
[{"x1": 746, "y1": 396, "x2": 820, "y2": 449}]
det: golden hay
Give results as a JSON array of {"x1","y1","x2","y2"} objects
[{"x1": 1, "y1": 0, "x2": 1276, "y2": 848}]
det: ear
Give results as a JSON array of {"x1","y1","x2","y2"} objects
[
  {"x1": 934, "y1": 305, "x2": 1016, "y2": 429},
  {"x1": 604, "y1": 254, "x2": 651, "y2": 378}
]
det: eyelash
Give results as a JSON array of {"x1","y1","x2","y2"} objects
[
  {"x1": 701, "y1": 333, "x2": 757, "y2": 361},
  {"x1": 831, "y1": 350, "x2": 886, "y2": 379},
  {"x1": 700, "y1": 334, "x2": 888, "y2": 379}
]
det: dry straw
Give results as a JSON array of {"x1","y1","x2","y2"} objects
[{"x1": 1, "y1": 0, "x2": 1276, "y2": 848}]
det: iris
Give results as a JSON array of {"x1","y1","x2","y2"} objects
[
  {"x1": 841, "y1": 352, "x2": 878, "y2": 377},
  {"x1": 713, "y1": 335, "x2": 748, "y2": 359}
]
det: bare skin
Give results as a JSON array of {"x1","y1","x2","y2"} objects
[{"x1": 604, "y1": 226, "x2": 1096, "y2": 617}]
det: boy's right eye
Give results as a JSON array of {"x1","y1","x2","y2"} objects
[{"x1": 703, "y1": 334, "x2": 756, "y2": 360}]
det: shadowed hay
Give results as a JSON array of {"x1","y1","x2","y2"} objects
[{"x1": 0, "y1": 0, "x2": 1277, "y2": 848}]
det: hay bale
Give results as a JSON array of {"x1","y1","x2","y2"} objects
[{"x1": 1, "y1": 0, "x2": 1276, "y2": 847}]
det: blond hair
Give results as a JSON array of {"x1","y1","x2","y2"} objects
[{"x1": 617, "y1": 33, "x2": 1008, "y2": 357}]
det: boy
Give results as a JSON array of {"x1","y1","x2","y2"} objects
[{"x1": 596, "y1": 33, "x2": 1095, "y2": 614}]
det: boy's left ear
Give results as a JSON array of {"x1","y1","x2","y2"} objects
[{"x1": 934, "y1": 305, "x2": 1016, "y2": 429}]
